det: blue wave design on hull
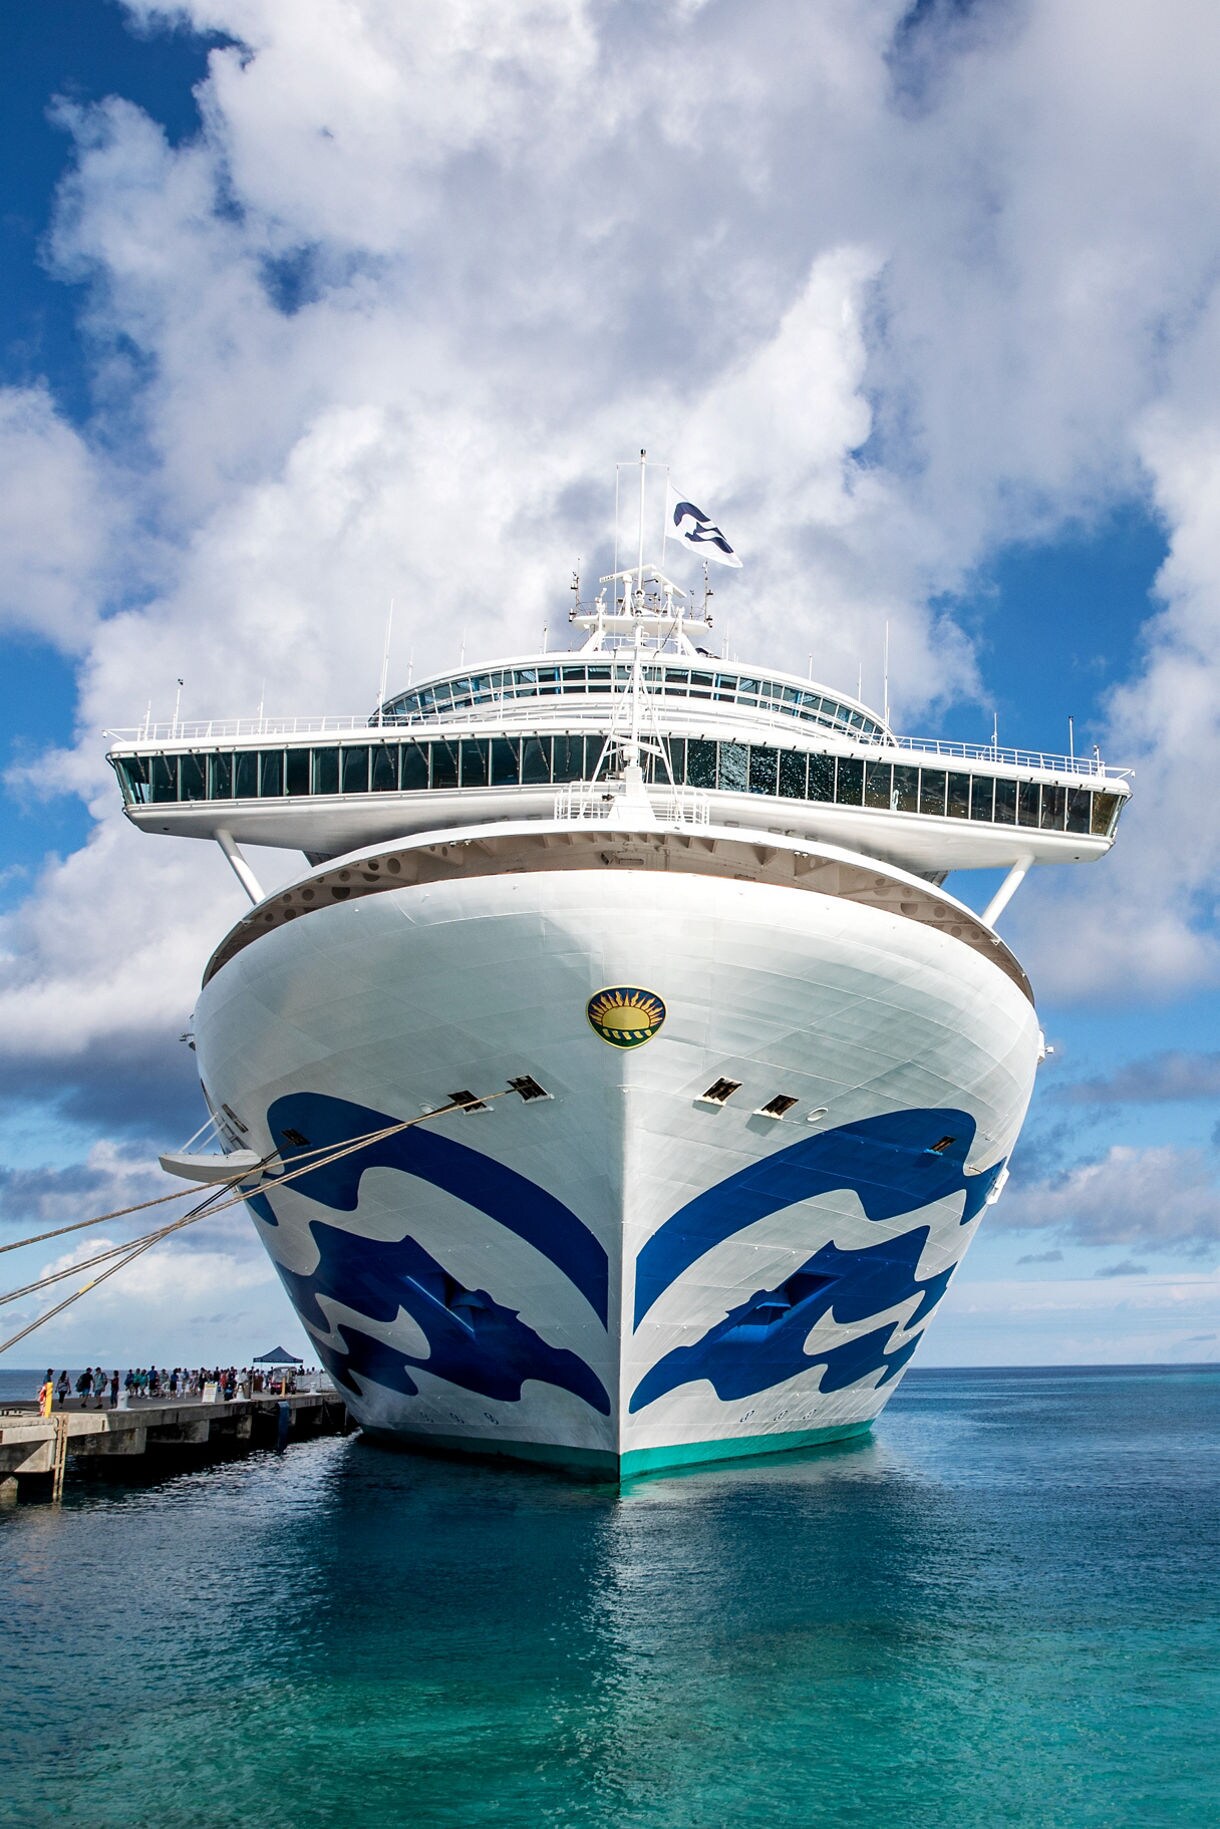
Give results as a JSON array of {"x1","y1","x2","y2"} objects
[
  {"x1": 634, "y1": 1108, "x2": 1003, "y2": 1325},
  {"x1": 255, "y1": 1207, "x2": 611, "y2": 1415},
  {"x1": 630, "y1": 1227, "x2": 952, "y2": 1412},
  {"x1": 264, "y1": 1092, "x2": 609, "y2": 1325}
]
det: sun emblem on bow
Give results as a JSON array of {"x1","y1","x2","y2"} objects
[{"x1": 586, "y1": 986, "x2": 667, "y2": 1050}]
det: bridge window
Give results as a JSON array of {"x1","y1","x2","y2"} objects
[
  {"x1": 970, "y1": 776, "x2": 994, "y2": 821},
  {"x1": 341, "y1": 746, "x2": 369, "y2": 794},
  {"x1": 749, "y1": 746, "x2": 778, "y2": 795},
  {"x1": 521, "y1": 736, "x2": 551, "y2": 784},
  {"x1": 207, "y1": 752, "x2": 232, "y2": 799},
  {"x1": 286, "y1": 748, "x2": 311, "y2": 796},
  {"x1": 259, "y1": 750, "x2": 283, "y2": 797},
  {"x1": 687, "y1": 739, "x2": 716, "y2": 789},
  {"x1": 837, "y1": 758, "x2": 863, "y2": 805},
  {"x1": 864, "y1": 762, "x2": 891, "y2": 809},
  {"x1": 1066, "y1": 787, "x2": 1091, "y2": 834},
  {"x1": 552, "y1": 735, "x2": 586, "y2": 783},
  {"x1": 946, "y1": 771, "x2": 970, "y2": 819},
  {"x1": 431, "y1": 741, "x2": 458, "y2": 789},
  {"x1": 490, "y1": 737, "x2": 519, "y2": 785},
  {"x1": 234, "y1": 751, "x2": 258, "y2": 798},
  {"x1": 1018, "y1": 782, "x2": 1040, "y2": 826},
  {"x1": 312, "y1": 747, "x2": 339, "y2": 795},
  {"x1": 919, "y1": 769, "x2": 946, "y2": 815},
  {"x1": 371, "y1": 745, "x2": 398, "y2": 792},
  {"x1": 401, "y1": 742, "x2": 427, "y2": 791},
  {"x1": 719, "y1": 742, "x2": 748, "y2": 792},
  {"x1": 1040, "y1": 784, "x2": 1065, "y2": 831},
  {"x1": 459, "y1": 739, "x2": 489, "y2": 787},
  {"x1": 808, "y1": 754, "x2": 834, "y2": 801},
  {"x1": 994, "y1": 777, "x2": 1016, "y2": 824},
  {"x1": 1092, "y1": 791, "x2": 1120, "y2": 836},
  {"x1": 893, "y1": 764, "x2": 919, "y2": 812},
  {"x1": 779, "y1": 751, "x2": 807, "y2": 798}
]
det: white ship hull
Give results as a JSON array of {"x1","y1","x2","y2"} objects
[{"x1": 193, "y1": 847, "x2": 1039, "y2": 1477}]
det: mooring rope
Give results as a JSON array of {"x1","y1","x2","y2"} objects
[{"x1": 0, "y1": 1089, "x2": 515, "y2": 1357}]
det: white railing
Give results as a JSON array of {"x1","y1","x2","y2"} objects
[
  {"x1": 104, "y1": 711, "x2": 1130, "y2": 783},
  {"x1": 553, "y1": 782, "x2": 712, "y2": 826}
]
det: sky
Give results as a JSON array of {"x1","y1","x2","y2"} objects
[{"x1": 0, "y1": 0, "x2": 1217, "y2": 1372}]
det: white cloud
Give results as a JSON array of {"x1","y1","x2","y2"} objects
[
  {"x1": 997, "y1": 1143, "x2": 1220, "y2": 1251},
  {"x1": 6, "y1": 0, "x2": 1220, "y2": 1174}
]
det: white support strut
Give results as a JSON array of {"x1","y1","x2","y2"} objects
[
  {"x1": 215, "y1": 828, "x2": 264, "y2": 906},
  {"x1": 981, "y1": 854, "x2": 1033, "y2": 930}
]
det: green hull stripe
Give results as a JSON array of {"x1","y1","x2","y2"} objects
[{"x1": 365, "y1": 1418, "x2": 874, "y2": 1480}]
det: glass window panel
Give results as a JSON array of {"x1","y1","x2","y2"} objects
[
  {"x1": 371, "y1": 745, "x2": 398, "y2": 792},
  {"x1": 686, "y1": 739, "x2": 717, "y2": 788},
  {"x1": 400, "y1": 743, "x2": 427, "y2": 791},
  {"x1": 490, "y1": 737, "x2": 519, "y2": 785},
  {"x1": 994, "y1": 777, "x2": 1017, "y2": 824},
  {"x1": 919, "y1": 769, "x2": 946, "y2": 815},
  {"x1": 117, "y1": 757, "x2": 150, "y2": 804},
  {"x1": 430, "y1": 741, "x2": 458, "y2": 789},
  {"x1": 259, "y1": 751, "x2": 283, "y2": 797},
  {"x1": 719, "y1": 742, "x2": 748, "y2": 791},
  {"x1": 864, "y1": 762, "x2": 891, "y2": 809},
  {"x1": 285, "y1": 748, "x2": 310, "y2": 796},
  {"x1": 1040, "y1": 784, "x2": 1065, "y2": 830},
  {"x1": 550, "y1": 735, "x2": 582, "y2": 783},
  {"x1": 460, "y1": 739, "x2": 489, "y2": 787},
  {"x1": 586, "y1": 667, "x2": 611, "y2": 692},
  {"x1": 688, "y1": 672, "x2": 714, "y2": 696},
  {"x1": 207, "y1": 752, "x2": 232, "y2": 799},
  {"x1": 892, "y1": 764, "x2": 919, "y2": 812},
  {"x1": 667, "y1": 738, "x2": 686, "y2": 785},
  {"x1": 179, "y1": 755, "x2": 207, "y2": 802},
  {"x1": 149, "y1": 754, "x2": 179, "y2": 802},
  {"x1": 1066, "y1": 787, "x2": 1091, "y2": 834},
  {"x1": 340, "y1": 746, "x2": 368, "y2": 794},
  {"x1": 521, "y1": 736, "x2": 551, "y2": 784},
  {"x1": 234, "y1": 751, "x2": 258, "y2": 799},
  {"x1": 312, "y1": 747, "x2": 339, "y2": 795},
  {"x1": 808, "y1": 754, "x2": 835, "y2": 800},
  {"x1": 1091, "y1": 791, "x2": 1120, "y2": 837},
  {"x1": 836, "y1": 758, "x2": 863, "y2": 805},
  {"x1": 779, "y1": 751, "x2": 807, "y2": 798},
  {"x1": 736, "y1": 677, "x2": 759, "y2": 694},
  {"x1": 970, "y1": 776, "x2": 994, "y2": 821},
  {"x1": 1018, "y1": 781, "x2": 1041, "y2": 827},
  {"x1": 946, "y1": 771, "x2": 970, "y2": 818},
  {"x1": 748, "y1": 746, "x2": 778, "y2": 795}
]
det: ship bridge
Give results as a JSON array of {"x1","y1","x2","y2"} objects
[{"x1": 105, "y1": 561, "x2": 1130, "y2": 924}]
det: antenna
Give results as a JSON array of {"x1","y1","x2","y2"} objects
[
  {"x1": 376, "y1": 598, "x2": 395, "y2": 726},
  {"x1": 883, "y1": 620, "x2": 890, "y2": 727},
  {"x1": 992, "y1": 711, "x2": 999, "y2": 753},
  {"x1": 636, "y1": 448, "x2": 647, "y2": 591},
  {"x1": 173, "y1": 677, "x2": 183, "y2": 735},
  {"x1": 1068, "y1": 715, "x2": 1075, "y2": 765},
  {"x1": 857, "y1": 662, "x2": 863, "y2": 702},
  {"x1": 542, "y1": 623, "x2": 549, "y2": 654}
]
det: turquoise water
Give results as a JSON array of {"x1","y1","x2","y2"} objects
[{"x1": 1, "y1": 1366, "x2": 1216, "y2": 1827}]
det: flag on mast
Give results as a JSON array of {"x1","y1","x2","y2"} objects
[{"x1": 665, "y1": 480, "x2": 742, "y2": 567}]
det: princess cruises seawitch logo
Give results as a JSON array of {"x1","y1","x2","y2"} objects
[{"x1": 586, "y1": 986, "x2": 667, "y2": 1049}]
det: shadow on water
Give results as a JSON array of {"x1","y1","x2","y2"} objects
[{"x1": 0, "y1": 1367, "x2": 1216, "y2": 1828}]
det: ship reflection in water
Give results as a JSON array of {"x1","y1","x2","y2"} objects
[{"x1": 1, "y1": 1366, "x2": 1215, "y2": 1827}]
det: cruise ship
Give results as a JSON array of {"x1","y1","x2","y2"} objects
[{"x1": 106, "y1": 494, "x2": 1130, "y2": 1477}]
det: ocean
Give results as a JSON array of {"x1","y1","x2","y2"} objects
[{"x1": 1, "y1": 1364, "x2": 1216, "y2": 1828}]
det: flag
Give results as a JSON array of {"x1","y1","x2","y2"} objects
[{"x1": 665, "y1": 480, "x2": 742, "y2": 567}]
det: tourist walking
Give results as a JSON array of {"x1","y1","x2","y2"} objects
[
  {"x1": 55, "y1": 1371, "x2": 71, "y2": 1409},
  {"x1": 92, "y1": 1367, "x2": 107, "y2": 1408},
  {"x1": 37, "y1": 1371, "x2": 53, "y2": 1418},
  {"x1": 109, "y1": 1370, "x2": 119, "y2": 1408}
]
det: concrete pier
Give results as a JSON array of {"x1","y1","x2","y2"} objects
[{"x1": 0, "y1": 1391, "x2": 349, "y2": 1502}]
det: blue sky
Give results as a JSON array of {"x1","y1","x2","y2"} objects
[{"x1": 0, "y1": 0, "x2": 1216, "y2": 1368}]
